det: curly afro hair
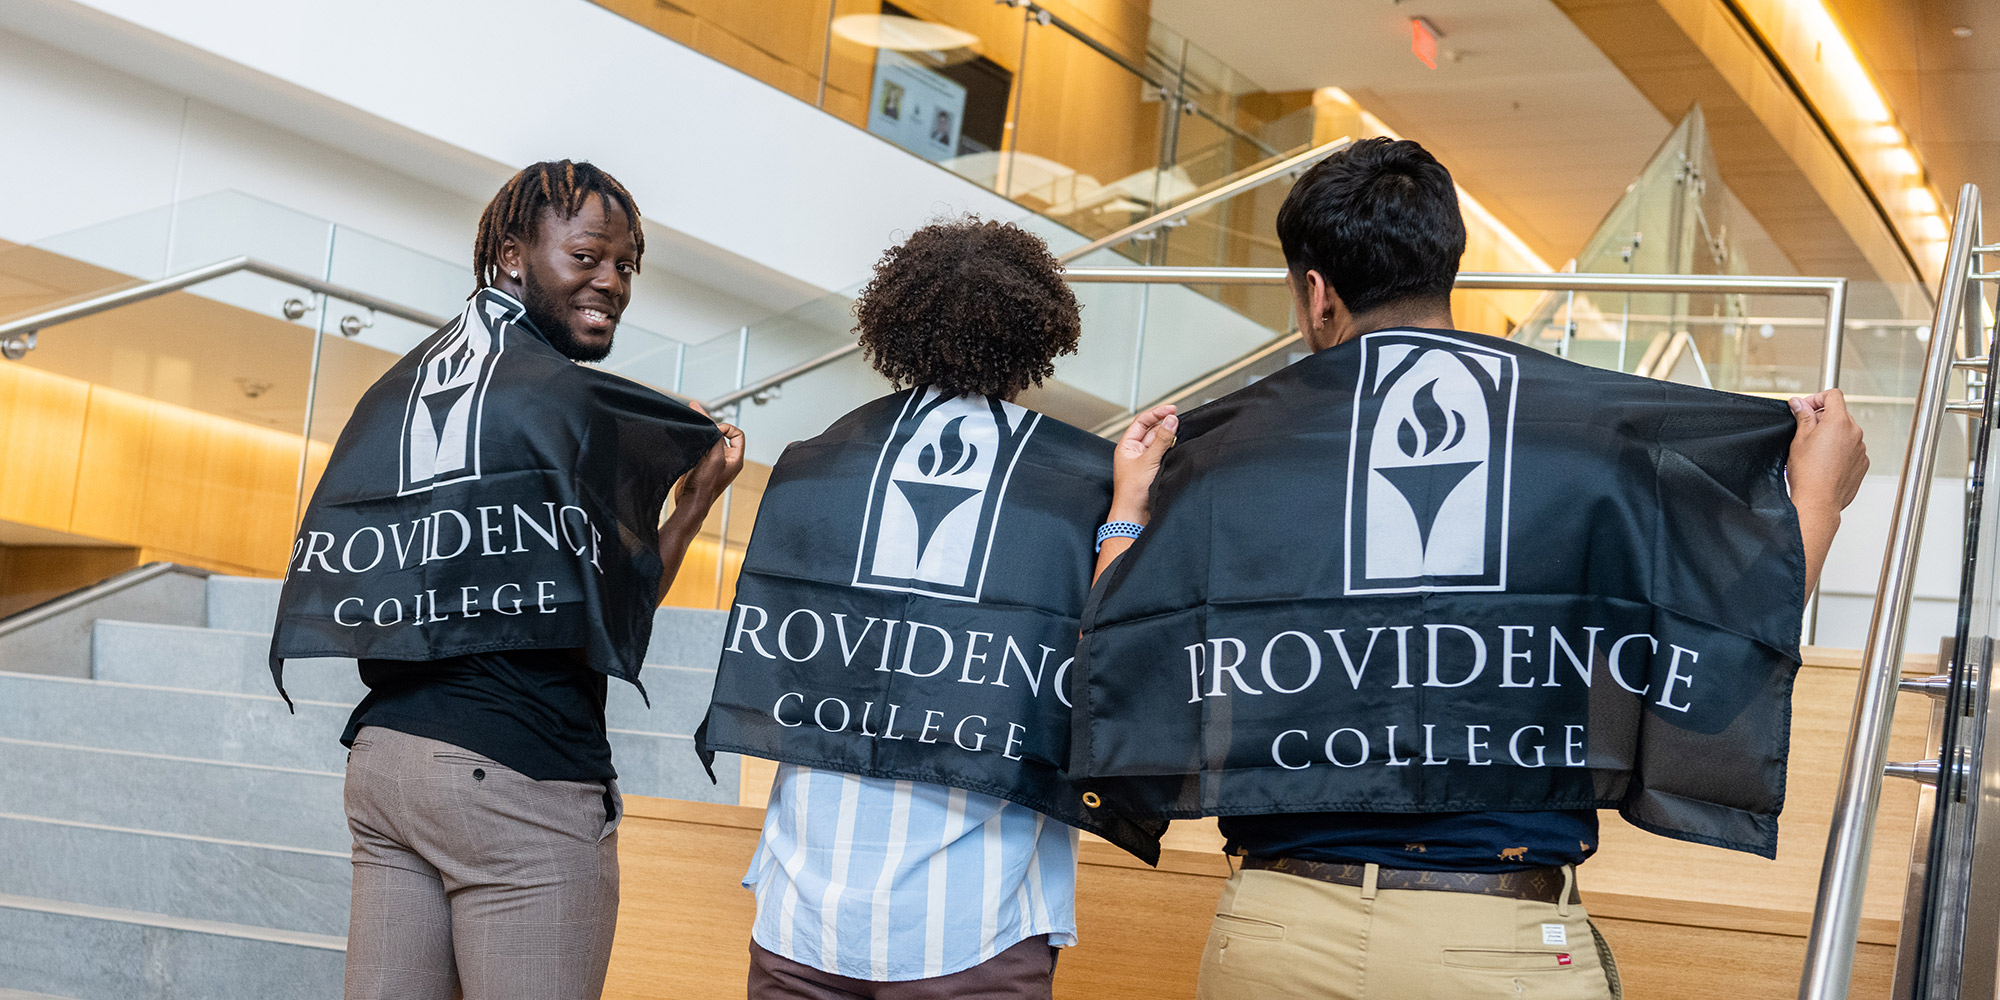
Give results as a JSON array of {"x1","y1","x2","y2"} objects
[{"x1": 853, "y1": 218, "x2": 1082, "y2": 400}]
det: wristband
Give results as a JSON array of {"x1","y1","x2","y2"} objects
[{"x1": 1096, "y1": 520, "x2": 1144, "y2": 553}]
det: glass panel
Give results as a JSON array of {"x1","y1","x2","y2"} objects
[{"x1": 2, "y1": 260, "x2": 319, "y2": 577}]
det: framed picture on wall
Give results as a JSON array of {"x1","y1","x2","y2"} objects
[{"x1": 864, "y1": 3, "x2": 1012, "y2": 162}]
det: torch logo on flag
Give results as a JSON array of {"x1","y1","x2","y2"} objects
[
  {"x1": 854, "y1": 389, "x2": 1040, "y2": 602},
  {"x1": 1345, "y1": 330, "x2": 1518, "y2": 595},
  {"x1": 397, "y1": 296, "x2": 514, "y2": 496}
]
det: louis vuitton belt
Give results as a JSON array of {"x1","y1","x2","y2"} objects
[{"x1": 1242, "y1": 855, "x2": 1580, "y2": 905}]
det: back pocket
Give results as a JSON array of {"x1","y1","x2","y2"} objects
[
  {"x1": 1441, "y1": 948, "x2": 1576, "y2": 972},
  {"x1": 1210, "y1": 913, "x2": 1286, "y2": 942}
]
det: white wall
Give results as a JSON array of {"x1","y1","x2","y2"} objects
[
  {"x1": 0, "y1": 24, "x2": 782, "y2": 351},
  {"x1": 0, "y1": 0, "x2": 1035, "y2": 298},
  {"x1": 1814, "y1": 473, "x2": 1964, "y2": 655}
]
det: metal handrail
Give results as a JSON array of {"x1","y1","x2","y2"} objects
[
  {"x1": 1060, "y1": 139, "x2": 1351, "y2": 263},
  {"x1": 1063, "y1": 266, "x2": 1850, "y2": 392},
  {"x1": 0, "y1": 562, "x2": 206, "y2": 638},
  {"x1": 698, "y1": 145, "x2": 1346, "y2": 412},
  {"x1": 701, "y1": 264, "x2": 1848, "y2": 412},
  {"x1": 1797, "y1": 183, "x2": 1984, "y2": 1000},
  {"x1": 0, "y1": 255, "x2": 452, "y2": 341}
]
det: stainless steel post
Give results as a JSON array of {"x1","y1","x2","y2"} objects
[
  {"x1": 1797, "y1": 184, "x2": 1982, "y2": 1000},
  {"x1": 1823, "y1": 278, "x2": 1848, "y2": 392},
  {"x1": 292, "y1": 227, "x2": 340, "y2": 528}
]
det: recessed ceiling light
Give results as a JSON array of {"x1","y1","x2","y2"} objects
[
  {"x1": 1953, "y1": 25, "x2": 1974, "y2": 38},
  {"x1": 831, "y1": 14, "x2": 980, "y2": 54}
]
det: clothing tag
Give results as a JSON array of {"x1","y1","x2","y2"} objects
[
  {"x1": 1557, "y1": 953, "x2": 1573, "y2": 966},
  {"x1": 1541, "y1": 923, "x2": 1568, "y2": 946}
]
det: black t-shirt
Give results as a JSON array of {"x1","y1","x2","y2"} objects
[
  {"x1": 1219, "y1": 810, "x2": 1598, "y2": 873},
  {"x1": 341, "y1": 649, "x2": 614, "y2": 782}
]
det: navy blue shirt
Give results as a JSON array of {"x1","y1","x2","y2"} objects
[{"x1": 1220, "y1": 810, "x2": 1598, "y2": 872}]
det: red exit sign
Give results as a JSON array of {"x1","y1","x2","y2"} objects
[{"x1": 1411, "y1": 17, "x2": 1441, "y2": 69}]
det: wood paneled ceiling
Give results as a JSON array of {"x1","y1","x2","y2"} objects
[
  {"x1": 1833, "y1": 0, "x2": 2000, "y2": 235},
  {"x1": 1151, "y1": 0, "x2": 1922, "y2": 289},
  {"x1": 1154, "y1": 0, "x2": 1674, "y2": 270}
]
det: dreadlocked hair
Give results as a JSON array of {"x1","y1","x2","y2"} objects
[
  {"x1": 472, "y1": 160, "x2": 644, "y2": 291},
  {"x1": 854, "y1": 217, "x2": 1081, "y2": 400}
]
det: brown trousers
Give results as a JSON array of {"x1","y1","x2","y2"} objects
[
  {"x1": 748, "y1": 937, "x2": 1058, "y2": 1000},
  {"x1": 342, "y1": 726, "x2": 622, "y2": 1000}
]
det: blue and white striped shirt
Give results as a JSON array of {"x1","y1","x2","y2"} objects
[{"x1": 744, "y1": 764, "x2": 1079, "y2": 981}]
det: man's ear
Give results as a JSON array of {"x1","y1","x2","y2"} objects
[
  {"x1": 1302, "y1": 270, "x2": 1351, "y2": 351},
  {"x1": 498, "y1": 234, "x2": 525, "y2": 279},
  {"x1": 1306, "y1": 270, "x2": 1338, "y2": 328}
]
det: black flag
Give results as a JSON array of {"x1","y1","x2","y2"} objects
[
  {"x1": 697, "y1": 388, "x2": 1168, "y2": 862},
  {"x1": 1073, "y1": 328, "x2": 1805, "y2": 858},
  {"x1": 268, "y1": 289, "x2": 720, "y2": 701}
]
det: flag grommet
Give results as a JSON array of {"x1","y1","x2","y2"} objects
[{"x1": 1081, "y1": 791, "x2": 1103, "y2": 808}]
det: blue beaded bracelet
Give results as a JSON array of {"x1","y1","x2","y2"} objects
[{"x1": 1096, "y1": 520, "x2": 1145, "y2": 552}]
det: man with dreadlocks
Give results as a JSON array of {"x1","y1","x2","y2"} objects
[{"x1": 268, "y1": 160, "x2": 743, "y2": 1000}]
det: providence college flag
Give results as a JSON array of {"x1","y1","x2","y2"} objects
[
  {"x1": 268, "y1": 289, "x2": 720, "y2": 702},
  {"x1": 697, "y1": 388, "x2": 1168, "y2": 862},
  {"x1": 1074, "y1": 328, "x2": 1807, "y2": 857}
]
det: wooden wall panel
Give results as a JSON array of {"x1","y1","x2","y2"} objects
[
  {"x1": 1591, "y1": 913, "x2": 1892, "y2": 997},
  {"x1": 1, "y1": 360, "x2": 310, "y2": 578},
  {"x1": 589, "y1": 0, "x2": 1163, "y2": 208},
  {"x1": 0, "y1": 362, "x2": 88, "y2": 528},
  {"x1": 603, "y1": 800, "x2": 762, "y2": 1000},
  {"x1": 652, "y1": 646, "x2": 1930, "y2": 998},
  {"x1": 608, "y1": 789, "x2": 1901, "y2": 1000},
  {"x1": 1582, "y1": 651, "x2": 1934, "y2": 924},
  {"x1": 67, "y1": 388, "x2": 154, "y2": 545},
  {"x1": 0, "y1": 544, "x2": 141, "y2": 616}
]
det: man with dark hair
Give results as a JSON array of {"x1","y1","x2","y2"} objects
[
  {"x1": 697, "y1": 217, "x2": 1164, "y2": 999},
  {"x1": 1081, "y1": 137, "x2": 1869, "y2": 998},
  {"x1": 270, "y1": 159, "x2": 743, "y2": 1000}
]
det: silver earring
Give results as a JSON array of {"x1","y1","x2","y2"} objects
[{"x1": 509, "y1": 270, "x2": 519, "y2": 279}]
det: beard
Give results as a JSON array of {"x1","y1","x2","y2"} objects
[{"x1": 519, "y1": 264, "x2": 613, "y2": 362}]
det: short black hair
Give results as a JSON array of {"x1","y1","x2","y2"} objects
[
  {"x1": 854, "y1": 218, "x2": 1082, "y2": 400},
  {"x1": 474, "y1": 160, "x2": 643, "y2": 291},
  {"x1": 1275, "y1": 137, "x2": 1465, "y2": 316}
]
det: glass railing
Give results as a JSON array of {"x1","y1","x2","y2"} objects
[
  {"x1": 0, "y1": 190, "x2": 705, "y2": 584},
  {"x1": 590, "y1": 0, "x2": 1321, "y2": 284}
]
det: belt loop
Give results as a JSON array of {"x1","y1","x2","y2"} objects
[
  {"x1": 1361, "y1": 862, "x2": 1379, "y2": 900},
  {"x1": 1559, "y1": 865, "x2": 1575, "y2": 918}
]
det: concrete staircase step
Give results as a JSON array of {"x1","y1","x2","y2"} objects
[
  {"x1": 0, "y1": 892, "x2": 342, "y2": 1000},
  {"x1": 203, "y1": 576, "x2": 282, "y2": 634},
  {"x1": 0, "y1": 674, "x2": 727, "y2": 812},
  {"x1": 93, "y1": 620, "x2": 721, "y2": 734},
  {"x1": 609, "y1": 663, "x2": 715, "y2": 734},
  {"x1": 92, "y1": 620, "x2": 364, "y2": 705},
  {"x1": 0, "y1": 671, "x2": 350, "y2": 774},
  {"x1": 609, "y1": 733, "x2": 738, "y2": 804},
  {"x1": 0, "y1": 814, "x2": 349, "y2": 937},
  {"x1": 0, "y1": 740, "x2": 346, "y2": 854},
  {"x1": 642, "y1": 606, "x2": 729, "y2": 669},
  {"x1": 195, "y1": 576, "x2": 731, "y2": 669}
]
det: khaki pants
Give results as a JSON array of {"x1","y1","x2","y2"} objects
[
  {"x1": 342, "y1": 726, "x2": 623, "y2": 1000},
  {"x1": 1197, "y1": 866, "x2": 1619, "y2": 1000}
]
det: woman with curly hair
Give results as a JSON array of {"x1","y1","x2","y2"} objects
[{"x1": 700, "y1": 217, "x2": 1174, "y2": 999}]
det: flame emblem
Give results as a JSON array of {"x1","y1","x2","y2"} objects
[
  {"x1": 1347, "y1": 332, "x2": 1517, "y2": 594},
  {"x1": 434, "y1": 336, "x2": 477, "y2": 387},
  {"x1": 1397, "y1": 380, "x2": 1468, "y2": 459},
  {"x1": 917, "y1": 417, "x2": 980, "y2": 477}
]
